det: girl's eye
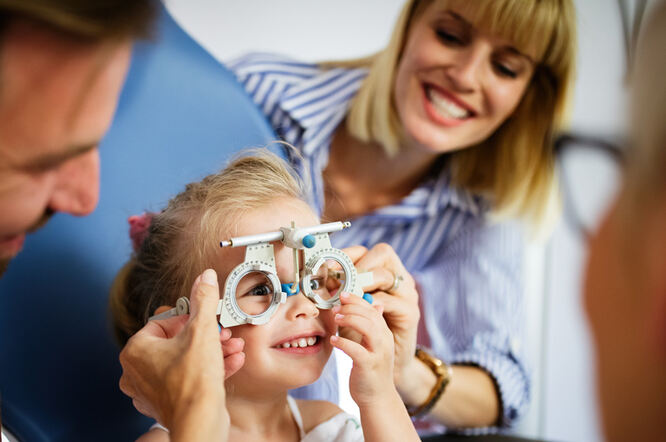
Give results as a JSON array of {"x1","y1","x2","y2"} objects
[
  {"x1": 247, "y1": 284, "x2": 272, "y2": 297},
  {"x1": 309, "y1": 279, "x2": 322, "y2": 291},
  {"x1": 436, "y1": 29, "x2": 464, "y2": 45}
]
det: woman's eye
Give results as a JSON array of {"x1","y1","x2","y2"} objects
[
  {"x1": 436, "y1": 29, "x2": 464, "y2": 45},
  {"x1": 247, "y1": 284, "x2": 272, "y2": 296},
  {"x1": 494, "y1": 62, "x2": 518, "y2": 79}
]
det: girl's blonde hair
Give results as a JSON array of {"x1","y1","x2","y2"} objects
[
  {"x1": 109, "y1": 150, "x2": 307, "y2": 345},
  {"x1": 331, "y1": 0, "x2": 576, "y2": 229}
]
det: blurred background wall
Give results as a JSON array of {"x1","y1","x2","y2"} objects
[{"x1": 163, "y1": 1, "x2": 646, "y2": 440}]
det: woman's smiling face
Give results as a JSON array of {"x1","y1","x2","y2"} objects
[
  {"x1": 217, "y1": 198, "x2": 337, "y2": 397},
  {"x1": 394, "y1": 0, "x2": 536, "y2": 154}
]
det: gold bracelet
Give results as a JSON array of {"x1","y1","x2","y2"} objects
[{"x1": 406, "y1": 347, "x2": 452, "y2": 418}]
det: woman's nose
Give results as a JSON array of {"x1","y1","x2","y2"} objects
[
  {"x1": 445, "y1": 41, "x2": 490, "y2": 92},
  {"x1": 285, "y1": 292, "x2": 319, "y2": 320},
  {"x1": 48, "y1": 148, "x2": 100, "y2": 216}
]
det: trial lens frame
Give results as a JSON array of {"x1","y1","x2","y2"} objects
[{"x1": 149, "y1": 221, "x2": 373, "y2": 327}]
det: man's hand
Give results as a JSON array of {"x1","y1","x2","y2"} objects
[{"x1": 118, "y1": 269, "x2": 244, "y2": 440}]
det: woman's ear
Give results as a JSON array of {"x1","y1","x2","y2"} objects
[{"x1": 154, "y1": 305, "x2": 173, "y2": 315}]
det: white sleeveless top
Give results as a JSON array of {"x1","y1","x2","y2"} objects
[
  {"x1": 286, "y1": 396, "x2": 363, "y2": 442},
  {"x1": 150, "y1": 396, "x2": 363, "y2": 441}
]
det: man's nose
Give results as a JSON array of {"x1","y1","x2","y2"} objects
[{"x1": 48, "y1": 149, "x2": 100, "y2": 216}]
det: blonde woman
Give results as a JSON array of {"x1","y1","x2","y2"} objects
[{"x1": 228, "y1": 0, "x2": 576, "y2": 432}]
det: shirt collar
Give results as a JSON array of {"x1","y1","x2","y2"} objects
[
  {"x1": 279, "y1": 67, "x2": 367, "y2": 156},
  {"x1": 279, "y1": 66, "x2": 483, "y2": 220}
]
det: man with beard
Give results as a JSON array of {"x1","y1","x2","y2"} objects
[{"x1": 0, "y1": 1, "x2": 241, "y2": 441}]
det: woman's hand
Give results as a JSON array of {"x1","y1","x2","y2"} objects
[
  {"x1": 343, "y1": 244, "x2": 420, "y2": 386},
  {"x1": 119, "y1": 269, "x2": 244, "y2": 441},
  {"x1": 330, "y1": 291, "x2": 395, "y2": 407}
]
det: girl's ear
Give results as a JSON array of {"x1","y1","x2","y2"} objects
[{"x1": 154, "y1": 305, "x2": 173, "y2": 315}]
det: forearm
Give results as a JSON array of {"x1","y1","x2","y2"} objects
[
  {"x1": 359, "y1": 389, "x2": 420, "y2": 442},
  {"x1": 398, "y1": 359, "x2": 499, "y2": 428},
  {"x1": 169, "y1": 393, "x2": 229, "y2": 442}
]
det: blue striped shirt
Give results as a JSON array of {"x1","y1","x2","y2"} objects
[{"x1": 228, "y1": 53, "x2": 530, "y2": 431}]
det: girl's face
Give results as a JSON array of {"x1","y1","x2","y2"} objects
[
  {"x1": 216, "y1": 198, "x2": 337, "y2": 397},
  {"x1": 394, "y1": 0, "x2": 536, "y2": 154}
]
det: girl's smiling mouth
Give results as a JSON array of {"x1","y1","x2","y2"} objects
[{"x1": 272, "y1": 331, "x2": 326, "y2": 353}]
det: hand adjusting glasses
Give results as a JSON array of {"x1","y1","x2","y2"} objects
[{"x1": 149, "y1": 221, "x2": 373, "y2": 327}]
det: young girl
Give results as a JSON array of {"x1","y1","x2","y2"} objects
[{"x1": 110, "y1": 151, "x2": 420, "y2": 441}]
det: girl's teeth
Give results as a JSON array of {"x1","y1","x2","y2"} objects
[
  {"x1": 427, "y1": 87, "x2": 470, "y2": 119},
  {"x1": 278, "y1": 337, "x2": 318, "y2": 348}
]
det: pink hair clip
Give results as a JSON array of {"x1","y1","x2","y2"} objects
[{"x1": 128, "y1": 212, "x2": 154, "y2": 252}]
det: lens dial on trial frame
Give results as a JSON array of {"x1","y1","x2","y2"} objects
[
  {"x1": 304, "y1": 257, "x2": 346, "y2": 301},
  {"x1": 301, "y1": 236, "x2": 360, "y2": 309},
  {"x1": 218, "y1": 243, "x2": 285, "y2": 327},
  {"x1": 235, "y1": 270, "x2": 276, "y2": 316}
]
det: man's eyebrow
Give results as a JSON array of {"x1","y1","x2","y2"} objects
[{"x1": 24, "y1": 143, "x2": 98, "y2": 172}]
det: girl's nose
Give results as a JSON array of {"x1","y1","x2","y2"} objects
[{"x1": 285, "y1": 291, "x2": 319, "y2": 320}]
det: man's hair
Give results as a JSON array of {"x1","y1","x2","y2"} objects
[{"x1": 0, "y1": 0, "x2": 157, "y2": 41}]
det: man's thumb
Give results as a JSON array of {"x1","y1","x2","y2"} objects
[{"x1": 189, "y1": 268, "x2": 220, "y2": 319}]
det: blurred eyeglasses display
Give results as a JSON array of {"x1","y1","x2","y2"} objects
[{"x1": 555, "y1": 133, "x2": 625, "y2": 238}]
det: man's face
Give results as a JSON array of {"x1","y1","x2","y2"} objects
[{"x1": 0, "y1": 20, "x2": 131, "y2": 267}]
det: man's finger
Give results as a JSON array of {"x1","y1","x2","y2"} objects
[
  {"x1": 224, "y1": 352, "x2": 246, "y2": 379},
  {"x1": 143, "y1": 314, "x2": 190, "y2": 339},
  {"x1": 221, "y1": 337, "x2": 245, "y2": 355},
  {"x1": 189, "y1": 268, "x2": 221, "y2": 320}
]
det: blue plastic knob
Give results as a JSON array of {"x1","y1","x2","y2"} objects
[
  {"x1": 362, "y1": 293, "x2": 373, "y2": 304},
  {"x1": 282, "y1": 282, "x2": 300, "y2": 296},
  {"x1": 302, "y1": 234, "x2": 316, "y2": 248}
]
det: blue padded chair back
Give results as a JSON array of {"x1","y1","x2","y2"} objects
[{"x1": 0, "y1": 6, "x2": 274, "y2": 441}]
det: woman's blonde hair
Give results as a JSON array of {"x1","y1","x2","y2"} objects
[
  {"x1": 332, "y1": 0, "x2": 576, "y2": 229},
  {"x1": 109, "y1": 150, "x2": 307, "y2": 345}
]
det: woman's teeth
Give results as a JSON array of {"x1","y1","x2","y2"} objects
[
  {"x1": 277, "y1": 336, "x2": 318, "y2": 348},
  {"x1": 427, "y1": 87, "x2": 471, "y2": 119}
]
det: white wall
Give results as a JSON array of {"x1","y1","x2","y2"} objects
[
  {"x1": 164, "y1": 0, "x2": 404, "y2": 63},
  {"x1": 164, "y1": 1, "x2": 636, "y2": 440}
]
